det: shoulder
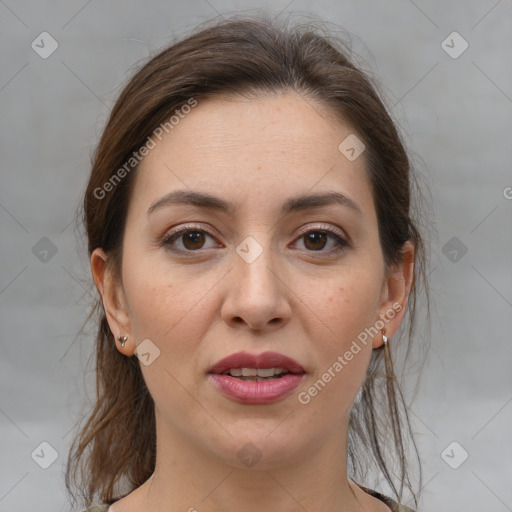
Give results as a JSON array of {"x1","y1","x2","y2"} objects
[
  {"x1": 357, "y1": 484, "x2": 417, "y2": 512},
  {"x1": 375, "y1": 492, "x2": 416, "y2": 512}
]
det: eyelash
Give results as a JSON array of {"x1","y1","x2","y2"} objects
[{"x1": 161, "y1": 223, "x2": 349, "y2": 255}]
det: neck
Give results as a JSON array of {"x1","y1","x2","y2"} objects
[{"x1": 129, "y1": 411, "x2": 376, "y2": 512}]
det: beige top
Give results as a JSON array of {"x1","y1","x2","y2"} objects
[{"x1": 82, "y1": 485, "x2": 417, "y2": 512}]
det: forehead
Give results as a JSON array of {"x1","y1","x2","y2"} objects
[{"x1": 130, "y1": 91, "x2": 374, "y2": 218}]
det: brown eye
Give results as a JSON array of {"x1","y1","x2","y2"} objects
[
  {"x1": 181, "y1": 231, "x2": 206, "y2": 250},
  {"x1": 294, "y1": 229, "x2": 348, "y2": 254},
  {"x1": 162, "y1": 228, "x2": 218, "y2": 252},
  {"x1": 303, "y1": 232, "x2": 328, "y2": 251}
]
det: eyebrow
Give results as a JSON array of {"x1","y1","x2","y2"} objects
[{"x1": 147, "y1": 189, "x2": 362, "y2": 217}]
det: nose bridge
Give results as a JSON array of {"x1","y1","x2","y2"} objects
[
  {"x1": 234, "y1": 233, "x2": 279, "y2": 295},
  {"x1": 221, "y1": 232, "x2": 291, "y2": 330}
]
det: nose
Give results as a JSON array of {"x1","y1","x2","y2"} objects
[{"x1": 220, "y1": 242, "x2": 292, "y2": 332}]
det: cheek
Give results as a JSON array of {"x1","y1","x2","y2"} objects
[
  {"x1": 314, "y1": 272, "x2": 382, "y2": 349},
  {"x1": 303, "y1": 273, "x2": 381, "y2": 408},
  {"x1": 121, "y1": 250, "x2": 217, "y2": 363},
  {"x1": 121, "y1": 254, "x2": 219, "y2": 414},
  {"x1": 123, "y1": 238, "x2": 197, "y2": 323}
]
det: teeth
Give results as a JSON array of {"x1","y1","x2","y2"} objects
[
  {"x1": 254, "y1": 368, "x2": 280, "y2": 378},
  {"x1": 226, "y1": 367, "x2": 287, "y2": 377}
]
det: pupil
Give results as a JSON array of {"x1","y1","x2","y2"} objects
[{"x1": 304, "y1": 232, "x2": 326, "y2": 251}]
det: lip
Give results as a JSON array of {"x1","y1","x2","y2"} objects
[
  {"x1": 209, "y1": 373, "x2": 305, "y2": 404},
  {"x1": 208, "y1": 350, "x2": 305, "y2": 375},
  {"x1": 207, "y1": 350, "x2": 306, "y2": 404}
]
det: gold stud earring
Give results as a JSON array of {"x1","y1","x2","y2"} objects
[
  {"x1": 118, "y1": 335, "x2": 128, "y2": 348},
  {"x1": 381, "y1": 329, "x2": 388, "y2": 345}
]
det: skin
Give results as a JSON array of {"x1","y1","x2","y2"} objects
[{"x1": 91, "y1": 90, "x2": 414, "y2": 512}]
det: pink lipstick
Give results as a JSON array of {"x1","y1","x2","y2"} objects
[{"x1": 208, "y1": 350, "x2": 306, "y2": 404}]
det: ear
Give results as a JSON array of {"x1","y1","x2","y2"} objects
[
  {"x1": 372, "y1": 240, "x2": 415, "y2": 349},
  {"x1": 90, "y1": 248, "x2": 135, "y2": 355}
]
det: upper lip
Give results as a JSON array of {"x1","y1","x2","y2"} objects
[{"x1": 208, "y1": 350, "x2": 305, "y2": 375}]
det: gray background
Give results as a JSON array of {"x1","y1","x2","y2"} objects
[{"x1": 1, "y1": 1, "x2": 511, "y2": 511}]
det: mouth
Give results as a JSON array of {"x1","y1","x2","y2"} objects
[
  {"x1": 207, "y1": 351, "x2": 306, "y2": 404},
  {"x1": 208, "y1": 350, "x2": 306, "y2": 378},
  {"x1": 218, "y1": 367, "x2": 295, "y2": 381}
]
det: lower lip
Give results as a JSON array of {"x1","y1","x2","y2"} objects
[{"x1": 208, "y1": 373, "x2": 305, "y2": 403}]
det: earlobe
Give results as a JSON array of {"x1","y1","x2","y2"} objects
[{"x1": 90, "y1": 248, "x2": 134, "y2": 354}]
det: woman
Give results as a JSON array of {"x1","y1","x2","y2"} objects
[{"x1": 66, "y1": 13, "x2": 429, "y2": 512}]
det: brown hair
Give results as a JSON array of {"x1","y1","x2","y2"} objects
[{"x1": 66, "y1": 12, "x2": 430, "y2": 510}]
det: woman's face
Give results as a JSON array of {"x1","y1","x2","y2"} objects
[{"x1": 95, "y1": 91, "x2": 410, "y2": 469}]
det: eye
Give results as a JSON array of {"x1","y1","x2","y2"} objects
[
  {"x1": 292, "y1": 227, "x2": 349, "y2": 254},
  {"x1": 161, "y1": 224, "x2": 349, "y2": 255},
  {"x1": 162, "y1": 225, "x2": 219, "y2": 252}
]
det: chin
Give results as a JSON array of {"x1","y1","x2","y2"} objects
[{"x1": 208, "y1": 430, "x2": 309, "y2": 471}]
